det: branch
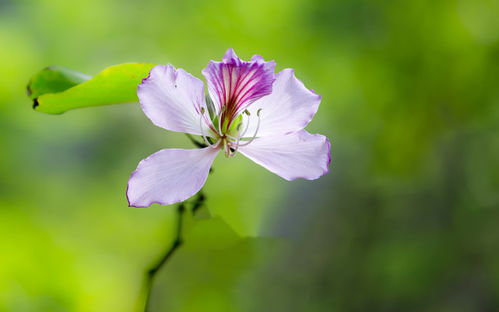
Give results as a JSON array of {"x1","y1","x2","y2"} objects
[
  {"x1": 139, "y1": 192, "x2": 207, "y2": 311},
  {"x1": 142, "y1": 203, "x2": 185, "y2": 311},
  {"x1": 138, "y1": 135, "x2": 209, "y2": 311}
]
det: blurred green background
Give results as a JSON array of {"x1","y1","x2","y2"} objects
[{"x1": 1, "y1": 0, "x2": 499, "y2": 311}]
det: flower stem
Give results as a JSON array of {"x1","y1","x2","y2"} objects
[
  {"x1": 141, "y1": 203, "x2": 184, "y2": 312},
  {"x1": 139, "y1": 192, "x2": 207, "y2": 311}
]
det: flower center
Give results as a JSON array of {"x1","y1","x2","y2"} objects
[{"x1": 199, "y1": 107, "x2": 261, "y2": 157}]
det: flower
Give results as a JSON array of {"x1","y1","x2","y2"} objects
[{"x1": 127, "y1": 49, "x2": 331, "y2": 207}]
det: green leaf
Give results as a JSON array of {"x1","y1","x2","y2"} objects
[
  {"x1": 28, "y1": 63, "x2": 155, "y2": 114},
  {"x1": 27, "y1": 66, "x2": 91, "y2": 99}
]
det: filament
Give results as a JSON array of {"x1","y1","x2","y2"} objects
[{"x1": 238, "y1": 109, "x2": 262, "y2": 147}]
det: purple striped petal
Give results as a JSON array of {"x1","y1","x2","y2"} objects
[{"x1": 202, "y1": 49, "x2": 276, "y2": 121}]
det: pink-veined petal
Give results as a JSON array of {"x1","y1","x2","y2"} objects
[
  {"x1": 238, "y1": 131, "x2": 331, "y2": 181},
  {"x1": 127, "y1": 147, "x2": 219, "y2": 207},
  {"x1": 244, "y1": 69, "x2": 321, "y2": 137},
  {"x1": 138, "y1": 65, "x2": 213, "y2": 136},
  {"x1": 202, "y1": 49, "x2": 275, "y2": 120}
]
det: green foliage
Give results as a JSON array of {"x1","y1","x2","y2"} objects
[
  {"x1": 27, "y1": 66, "x2": 91, "y2": 100},
  {"x1": 29, "y1": 63, "x2": 155, "y2": 114}
]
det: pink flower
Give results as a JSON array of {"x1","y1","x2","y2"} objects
[{"x1": 127, "y1": 49, "x2": 331, "y2": 207}]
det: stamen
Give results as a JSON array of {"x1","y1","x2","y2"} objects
[
  {"x1": 239, "y1": 111, "x2": 252, "y2": 138},
  {"x1": 223, "y1": 111, "x2": 252, "y2": 157},
  {"x1": 238, "y1": 109, "x2": 262, "y2": 147},
  {"x1": 230, "y1": 136, "x2": 242, "y2": 157},
  {"x1": 223, "y1": 139, "x2": 231, "y2": 157},
  {"x1": 225, "y1": 134, "x2": 238, "y2": 140}
]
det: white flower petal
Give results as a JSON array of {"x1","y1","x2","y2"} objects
[
  {"x1": 138, "y1": 65, "x2": 213, "y2": 136},
  {"x1": 238, "y1": 130, "x2": 331, "y2": 181},
  {"x1": 127, "y1": 147, "x2": 219, "y2": 207},
  {"x1": 245, "y1": 69, "x2": 321, "y2": 137}
]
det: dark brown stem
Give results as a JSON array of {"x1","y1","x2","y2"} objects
[
  {"x1": 139, "y1": 136, "x2": 208, "y2": 311},
  {"x1": 140, "y1": 192, "x2": 207, "y2": 311},
  {"x1": 142, "y1": 203, "x2": 185, "y2": 312}
]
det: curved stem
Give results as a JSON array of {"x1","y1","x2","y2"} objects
[
  {"x1": 140, "y1": 192, "x2": 207, "y2": 311},
  {"x1": 141, "y1": 203, "x2": 184, "y2": 312},
  {"x1": 138, "y1": 137, "x2": 209, "y2": 311}
]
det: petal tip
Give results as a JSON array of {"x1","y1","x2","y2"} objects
[
  {"x1": 126, "y1": 172, "x2": 147, "y2": 208},
  {"x1": 309, "y1": 88, "x2": 322, "y2": 99},
  {"x1": 223, "y1": 48, "x2": 239, "y2": 62}
]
